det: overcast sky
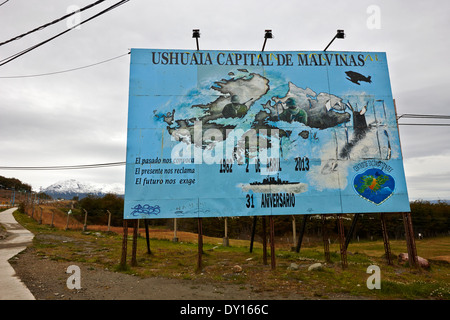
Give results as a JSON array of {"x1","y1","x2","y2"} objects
[{"x1": 0, "y1": 0, "x2": 449, "y2": 200}]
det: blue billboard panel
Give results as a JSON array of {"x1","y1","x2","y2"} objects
[{"x1": 124, "y1": 49, "x2": 410, "y2": 219}]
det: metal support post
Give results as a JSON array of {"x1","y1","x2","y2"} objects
[
  {"x1": 322, "y1": 215, "x2": 331, "y2": 263},
  {"x1": 144, "y1": 219, "x2": 151, "y2": 254},
  {"x1": 344, "y1": 213, "x2": 360, "y2": 250},
  {"x1": 402, "y1": 212, "x2": 418, "y2": 268},
  {"x1": 131, "y1": 219, "x2": 138, "y2": 267},
  {"x1": 269, "y1": 216, "x2": 276, "y2": 270},
  {"x1": 295, "y1": 215, "x2": 308, "y2": 253},
  {"x1": 380, "y1": 213, "x2": 393, "y2": 265},
  {"x1": 249, "y1": 216, "x2": 257, "y2": 253},
  {"x1": 197, "y1": 218, "x2": 203, "y2": 272},
  {"x1": 120, "y1": 220, "x2": 128, "y2": 268},
  {"x1": 262, "y1": 216, "x2": 268, "y2": 265},
  {"x1": 337, "y1": 215, "x2": 348, "y2": 268}
]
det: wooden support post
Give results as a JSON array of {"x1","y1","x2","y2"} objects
[
  {"x1": 197, "y1": 218, "x2": 203, "y2": 272},
  {"x1": 262, "y1": 216, "x2": 268, "y2": 265},
  {"x1": 144, "y1": 219, "x2": 151, "y2": 254},
  {"x1": 345, "y1": 213, "x2": 360, "y2": 250},
  {"x1": 291, "y1": 215, "x2": 297, "y2": 246},
  {"x1": 222, "y1": 217, "x2": 229, "y2": 247},
  {"x1": 249, "y1": 216, "x2": 257, "y2": 253},
  {"x1": 402, "y1": 212, "x2": 418, "y2": 268},
  {"x1": 173, "y1": 218, "x2": 179, "y2": 242},
  {"x1": 269, "y1": 216, "x2": 276, "y2": 270},
  {"x1": 131, "y1": 219, "x2": 138, "y2": 267},
  {"x1": 120, "y1": 220, "x2": 128, "y2": 268},
  {"x1": 337, "y1": 214, "x2": 348, "y2": 269},
  {"x1": 380, "y1": 213, "x2": 393, "y2": 265},
  {"x1": 83, "y1": 209, "x2": 88, "y2": 232},
  {"x1": 322, "y1": 215, "x2": 331, "y2": 263},
  {"x1": 295, "y1": 215, "x2": 308, "y2": 253}
]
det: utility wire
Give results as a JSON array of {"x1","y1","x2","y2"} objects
[
  {"x1": 0, "y1": 0, "x2": 10, "y2": 8},
  {"x1": 397, "y1": 113, "x2": 450, "y2": 126},
  {"x1": 0, "y1": 0, "x2": 130, "y2": 67},
  {"x1": 0, "y1": 162, "x2": 126, "y2": 171},
  {"x1": 398, "y1": 113, "x2": 450, "y2": 120},
  {"x1": 0, "y1": 52, "x2": 129, "y2": 78},
  {"x1": 0, "y1": 0, "x2": 107, "y2": 47},
  {"x1": 398, "y1": 123, "x2": 450, "y2": 126}
]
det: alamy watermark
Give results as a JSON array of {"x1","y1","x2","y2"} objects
[
  {"x1": 366, "y1": 265, "x2": 381, "y2": 289},
  {"x1": 66, "y1": 265, "x2": 81, "y2": 290},
  {"x1": 66, "y1": 5, "x2": 81, "y2": 30},
  {"x1": 170, "y1": 121, "x2": 281, "y2": 173},
  {"x1": 367, "y1": 5, "x2": 381, "y2": 30}
]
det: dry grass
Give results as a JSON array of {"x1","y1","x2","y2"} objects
[{"x1": 11, "y1": 205, "x2": 450, "y2": 300}]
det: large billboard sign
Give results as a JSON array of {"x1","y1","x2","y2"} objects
[{"x1": 124, "y1": 49, "x2": 410, "y2": 219}]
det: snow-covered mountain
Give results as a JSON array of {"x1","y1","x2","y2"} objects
[{"x1": 41, "y1": 179, "x2": 124, "y2": 199}]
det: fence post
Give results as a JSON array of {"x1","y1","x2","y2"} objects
[
  {"x1": 65, "y1": 209, "x2": 72, "y2": 230},
  {"x1": 38, "y1": 207, "x2": 43, "y2": 225},
  {"x1": 50, "y1": 209, "x2": 55, "y2": 228},
  {"x1": 106, "y1": 210, "x2": 112, "y2": 232},
  {"x1": 83, "y1": 209, "x2": 88, "y2": 232}
]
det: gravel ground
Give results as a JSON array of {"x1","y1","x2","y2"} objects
[{"x1": 10, "y1": 246, "x2": 311, "y2": 300}]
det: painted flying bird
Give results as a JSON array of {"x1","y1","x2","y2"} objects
[
  {"x1": 345, "y1": 71, "x2": 372, "y2": 85},
  {"x1": 359, "y1": 105, "x2": 367, "y2": 115}
]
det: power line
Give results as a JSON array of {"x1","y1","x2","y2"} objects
[
  {"x1": 397, "y1": 113, "x2": 450, "y2": 127},
  {"x1": 398, "y1": 113, "x2": 450, "y2": 120},
  {"x1": 398, "y1": 123, "x2": 450, "y2": 127},
  {"x1": 0, "y1": 0, "x2": 10, "y2": 8},
  {"x1": 0, "y1": 0, "x2": 107, "y2": 47},
  {"x1": 0, "y1": 0, "x2": 130, "y2": 67},
  {"x1": 0, "y1": 52, "x2": 129, "y2": 78},
  {"x1": 0, "y1": 162, "x2": 125, "y2": 171}
]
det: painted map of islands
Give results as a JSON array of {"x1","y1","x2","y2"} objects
[{"x1": 158, "y1": 70, "x2": 352, "y2": 152}]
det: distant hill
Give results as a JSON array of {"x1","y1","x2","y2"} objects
[
  {"x1": 41, "y1": 179, "x2": 124, "y2": 200},
  {"x1": 0, "y1": 175, "x2": 32, "y2": 192}
]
